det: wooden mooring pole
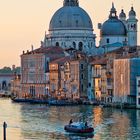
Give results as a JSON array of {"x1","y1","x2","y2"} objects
[{"x1": 3, "y1": 122, "x2": 7, "y2": 140}]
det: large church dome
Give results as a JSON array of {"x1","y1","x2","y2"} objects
[
  {"x1": 101, "y1": 3, "x2": 127, "y2": 36},
  {"x1": 49, "y1": 0, "x2": 93, "y2": 31}
]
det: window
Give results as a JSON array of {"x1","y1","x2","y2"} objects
[
  {"x1": 59, "y1": 20, "x2": 62, "y2": 25},
  {"x1": 106, "y1": 38, "x2": 110, "y2": 44},
  {"x1": 139, "y1": 98, "x2": 140, "y2": 105},
  {"x1": 56, "y1": 42, "x2": 59, "y2": 46},
  {"x1": 81, "y1": 74, "x2": 84, "y2": 79},
  {"x1": 79, "y1": 42, "x2": 83, "y2": 51},
  {"x1": 138, "y1": 80, "x2": 140, "y2": 87},
  {"x1": 76, "y1": 20, "x2": 78, "y2": 27},
  {"x1": 89, "y1": 83, "x2": 91, "y2": 87},
  {"x1": 73, "y1": 42, "x2": 76, "y2": 49},
  {"x1": 81, "y1": 84, "x2": 84, "y2": 92},
  {"x1": 81, "y1": 64, "x2": 84, "y2": 70}
]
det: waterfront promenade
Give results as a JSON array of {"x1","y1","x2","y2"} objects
[{"x1": 0, "y1": 98, "x2": 140, "y2": 140}]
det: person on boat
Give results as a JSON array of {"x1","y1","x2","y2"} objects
[{"x1": 69, "y1": 119, "x2": 73, "y2": 125}]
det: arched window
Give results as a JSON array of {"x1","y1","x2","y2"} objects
[
  {"x1": 106, "y1": 38, "x2": 110, "y2": 44},
  {"x1": 2, "y1": 81, "x2": 7, "y2": 90},
  {"x1": 76, "y1": 20, "x2": 78, "y2": 27},
  {"x1": 78, "y1": 42, "x2": 83, "y2": 51},
  {"x1": 56, "y1": 42, "x2": 59, "y2": 46},
  {"x1": 73, "y1": 42, "x2": 76, "y2": 49}
]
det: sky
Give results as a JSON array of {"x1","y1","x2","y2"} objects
[{"x1": 0, "y1": 0, "x2": 140, "y2": 68}]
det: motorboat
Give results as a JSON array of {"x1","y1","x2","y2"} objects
[{"x1": 64, "y1": 122, "x2": 94, "y2": 133}]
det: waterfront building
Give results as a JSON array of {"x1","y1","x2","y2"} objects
[
  {"x1": 90, "y1": 57, "x2": 113, "y2": 103},
  {"x1": 21, "y1": 46, "x2": 66, "y2": 99},
  {"x1": 0, "y1": 73, "x2": 14, "y2": 91},
  {"x1": 20, "y1": 0, "x2": 139, "y2": 102},
  {"x1": 49, "y1": 52, "x2": 89, "y2": 100},
  {"x1": 49, "y1": 56, "x2": 71, "y2": 99},
  {"x1": 69, "y1": 53, "x2": 88, "y2": 99},
  {"x1": 91, "y1": 58, "x2": 107, "y2": 102},
  {"x1": 136, "y1": 76, "x2": 140, "y2": 109},
  {"x1": 11, "y1": 74, "x2": 21, "y2": 98},
  {"x1": 114, "y1": 58, "x2": 140, "y2": 104}
]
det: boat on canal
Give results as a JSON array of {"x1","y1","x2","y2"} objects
[
  {"x1": 11, "y1": 97, "x2": 48, "y2": 104},
  {"x1": 11, "y1": 97, "x2": 34, "y2": 103},
  {"x1": 64, "y1": 121, "x2": 94, "y2": 133}
]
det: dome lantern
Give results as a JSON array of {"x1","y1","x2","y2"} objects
[
  {"x1": 109, "y1": 3, "x2": 118, "y2": 19},
  {"x1": 63, "y1": 0, "x2": 79, "y2": 6}
]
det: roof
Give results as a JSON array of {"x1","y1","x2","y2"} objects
[
  {"x1": 50, "y1": 56, "x2": 71, "y2": 65},
  {"x1": 21, "y1": 46, "x2": 66, "y2": 61},
  {"x1": 91, "y1": 58, "x2": 107, "y2": 65}
]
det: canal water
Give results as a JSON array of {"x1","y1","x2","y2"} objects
[{"x1": 0, "y1": 99, "x2": 140, "y2": 140}]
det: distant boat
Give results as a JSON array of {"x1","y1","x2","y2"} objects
[
  {"x1": 64, "y1": 122, "x2": 94, "y2": 133},
  {"x1": 30, "y1": 99, "x2": 48, "y2": 104},
  {"x1": 11, "y1": 98, "x2": 33, "y2": 103},
  {"x1": 48, "y1": 99, "x2": 78, "y2": 106}
]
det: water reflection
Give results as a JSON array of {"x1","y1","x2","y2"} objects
[{"x1": 0, "y1": 99, "x2": 140, "y2": 140}]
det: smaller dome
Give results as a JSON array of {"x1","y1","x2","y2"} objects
[
  {"x1": 119, "y1": 9, "x2": 126, "y2": 19},
  {"x1": 101, "y1": 18, "x2": 127, "y2": 36},
  {"x1": 101, "y1": 3, "x2": 127, "y2": 36},
  {"x1": 129, "y1": 7, "x2": 136, "y2": 17}
]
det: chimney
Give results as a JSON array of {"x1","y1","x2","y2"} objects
[{"x1": 31, "y1": 45, "x2": 34, "y2": 51}]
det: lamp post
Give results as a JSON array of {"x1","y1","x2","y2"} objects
[{"x1": 3, "y1": 122, "x2": 7, "y2": 140}]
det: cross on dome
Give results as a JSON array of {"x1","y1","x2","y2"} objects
[{"x1": 109, "y1": 2, "x2": 117, "y2": 18}]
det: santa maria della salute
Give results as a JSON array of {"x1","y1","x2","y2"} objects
[
  {"x1": 13, "y1": 0, "x2": 140, "y2": 108},
  {"x1": 43, "y1": 0, "x2": 138, "y2": 54}
]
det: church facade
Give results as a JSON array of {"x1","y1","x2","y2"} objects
[
  {"x1": 43, "y1": 0, "x2": 138, "y2": 54},
  {"x1": 99, "y1": 3, "x2": 138, "y2": 53},
  {"x1": 43, "y1": 0, "x2": 96, "y2": 55}
]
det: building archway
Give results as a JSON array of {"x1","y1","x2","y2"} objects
[{"x1": 56, "y1": 42, "x2": 59, "y2": 46}]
